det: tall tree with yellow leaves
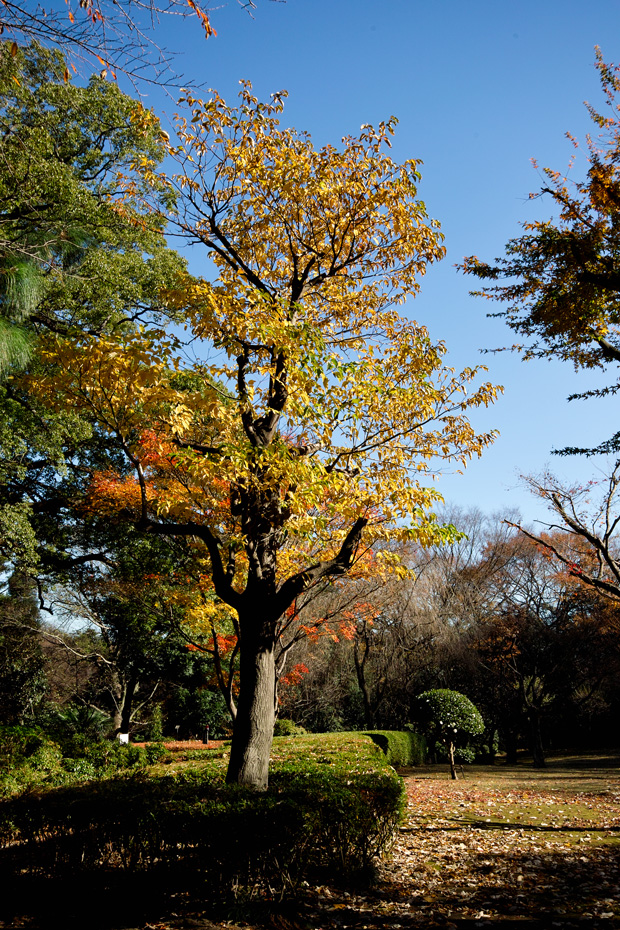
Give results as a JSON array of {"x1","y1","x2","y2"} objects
[{"x1": 30, "y1": 85, "x2": 499, "y2": 788}]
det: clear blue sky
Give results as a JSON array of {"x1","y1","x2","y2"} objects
[{"x1": 127, "y1": 0, "x2": 620, "y2": 526}]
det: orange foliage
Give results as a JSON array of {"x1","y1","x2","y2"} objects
[
  {"x1": 186, "y1": 633, "x2": 236, "y2": 657},
  {"x1": 81, "y1": 470, "x2": 150, "y2": 517},
  {"x1": 280, "y1": 663, "x2": 309, "y2": 688}
]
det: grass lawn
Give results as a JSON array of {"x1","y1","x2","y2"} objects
[{"x1": 296, "y1": 752, "x2": 620, "y2": 930}]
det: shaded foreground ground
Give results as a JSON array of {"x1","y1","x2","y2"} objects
[{"x1": 1, "y1": 753, "x2": 619, "y2": 929}]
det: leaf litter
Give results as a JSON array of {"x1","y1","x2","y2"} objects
[{"x1": 296, "y1": 757, "x2": 620, "y2": 930}]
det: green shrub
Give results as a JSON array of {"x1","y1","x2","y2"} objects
[
  {"x1": 146, "y1": 704, "x2": 164, "y2": 742},
  {"x1": 167, "y1": 686, "x2": 230, "y2": 739},
  {"x1": 0, "y1": 725, "x2": 45, "y2": 767},
  {"x1": 46, "y1": 706, "x2": 112, "y2": 754},
  {"x1": 476, "y1": 728, "x2": 499, "y2": 762},
  {"x1": 0, "y1": 733, "x2": 404, "y2": 894},
  {"x1": 0, "y1": 723, "x2": 176, "y2": 797},
  {"x1": 80, "y1": 739, "x2": 169, "y2": 772},
  {"x1": 144, "y1": 742, "x2": 169, "y2": 764},
  {"x1": 414, "y1": 689, "x2": 485, "y2": 778},
  {"x1": 273, "y1": 719, "x2": 307, "y2": 737},
  {"x1": 414, "y1": 690, "x2": 485, "y2": 743},
  {"x1": 61, "y1": 757, "x2": 97, "y2": 778},
  {"x1": 117, "y1": 743, "x2": 147, "y2": 768},
  {"x1": 0, "y1": 726, "x2": 65, "y2": 795},
  {"x1": 363, "y1": 730, "x2": 427, "y2": 766},
  {"x1": 29, "y1": 741, "x2": 63, "y2": 772},
  {"x1": 79, "y1": 739, "x2": 123, "y2": 771}
]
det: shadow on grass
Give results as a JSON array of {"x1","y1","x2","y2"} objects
[
  {"x1": 451, "y1": 819, "x2": 620, "y2": 834},
  {"x1": 0, "y1": 869, "x2": 200, "y2": 929},
  {"x1": 544, "y1": 753, "x2": 620, "y2": 769},
  {"x1": 4, "y1": 833, "x2": 620, "y2": 929},
  {"x1": 400, "y1": 751, "x2": 620, "y2": 795},
  {"x1": 299, "y1": 844, "x2": 620, "y2": 929},
  {"x1": 399, "y1": 821, "x2": 620, "y2": 834}
]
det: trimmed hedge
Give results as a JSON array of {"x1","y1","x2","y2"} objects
[
  {"x1": 0, "y1": 733, "x2": 404, "y2": 895},
  {"x1": 363, "y1": 730, "x2": 427, "y2": 767}
]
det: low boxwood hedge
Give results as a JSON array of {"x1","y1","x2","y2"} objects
[
  {"x1": 363, "y1": 729, "x2": 427, "y2": 766},
  {"x1": 0, "y1": 733, "x2": 404, "y2": 896}
]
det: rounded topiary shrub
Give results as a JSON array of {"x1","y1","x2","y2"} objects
[{"x1": 414, "y1": 689, "x2": 484, "y2": 779}]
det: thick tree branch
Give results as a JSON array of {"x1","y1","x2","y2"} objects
[
  {"x1": 274, "y1": 516, "x2": 368, "y2": 616},
  {"x1": 595, "y1": 335, "x2": 620, "y2": 363},
  {"x1": 136, "y1": 517, "x2": 242, "y2": 611}
]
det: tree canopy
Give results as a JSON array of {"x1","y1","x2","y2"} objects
[
  {"x1": 0, "y1": 42, "x2": 185, "y2": 571},
  {"x1": 512, "y1": 467, "x2": 620, "y2": 605},
  {"x1": 24, "y1": 83, "x2": 499, "y2": 787},
  {"x1": 1, "y1": 0, "x2": 217, "y2": 87},
  {"x1": 415, "y1": 688, "x2": 484, "y2": 779}
]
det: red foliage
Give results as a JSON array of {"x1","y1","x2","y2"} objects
[{"x1": 280, "y1": 663, "x2": 309, "y2": 688}]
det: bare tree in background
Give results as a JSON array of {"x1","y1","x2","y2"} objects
[
  {"x1": 512, "y1": 468, "x2": 620, "y2": 605},
  {"x1": 1, "y1": 0, "x2": 269, "y2": 87}
]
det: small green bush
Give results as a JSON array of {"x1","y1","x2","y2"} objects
[
  {"x1": 363, "y1": 730, "x2": 427, "y2": 767},
  {"x1": 0, "y1": 724, "x2": 176, "y2": 797},
  {"x1": 146, "y1": 704, "x2": 164, "y2": 742},
  {"x1": 118, "y1": 744, "x2": 147, "y2": 768},
  {"x1": 144, "y1": 742, "x2": 169, "y2": 764},
  {"x1": 0, "y1": 725, "x2": 45, "y2": 767},
  {"x1": 0, "y1": 727, "x2": 66, "y2": 795},
  {"x1": 79, "y1": 739, "x2": 123, "y2": 771},
  {"x1": 414, "y1": 689, "x2": 485, "y2": 743},
  {"x1": 29, "y1": 741, "x2": 63, "y2": 772},
  {"x1": 414, "y1": 689, "x2": 485, "y2": 778},
  {"x1": 61, "y1": 757, "x2": 97, "y2": 778},
  {"x1": 273, "y1": 719, "x2": 307, "y2": 737},
  {"x1": 46, "y1": 706, "x2": 112, "y2": 755}
]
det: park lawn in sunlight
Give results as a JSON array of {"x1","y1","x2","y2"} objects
[{"x1": 294, "y1": 753, "x2": 620, "y2": 930}]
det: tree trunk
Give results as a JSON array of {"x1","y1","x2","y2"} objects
[
  {"x1": 226, "y1": 618, "x2": 276, "y2": 789},
  {"x1": 354, "y1": 634, "x2": 376, "y2": 729},
  {"x1": 502, "y1": 729, "x2": 518, "y2": 764},
  {"x1": 221, "y1": 494, "x2": 366, "y2": 789},
  {"x1": 528, "y1": 711, "x2": 546, "y2": 768},
  {"x1": 448, "y1": 740, "x2": 458, "y2": 780},
  {"x1": 120, "y1": 676, "x2": 138, "y2": 734},
  {"x1": 112, "y1": 673, "x2": 138, "y2": 738}
]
